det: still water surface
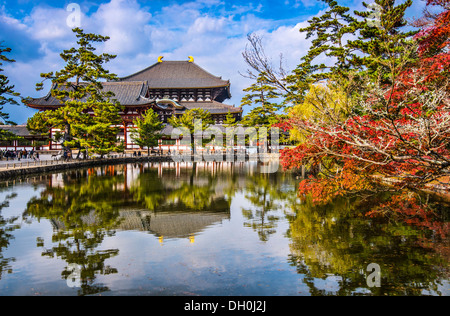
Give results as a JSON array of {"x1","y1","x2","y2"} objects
[{"x1": 0, "y1": 162, "x2": 448, "y2": 296}]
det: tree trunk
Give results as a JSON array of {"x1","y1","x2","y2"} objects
[{"x1": 63, "y1": 123, "x2": 72, "y2": 157}]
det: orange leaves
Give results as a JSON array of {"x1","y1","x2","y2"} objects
[
  {"x1": 366, "y1": 191, "x2": 449, "y2": 241},
  {"x1": 279, "y1": 0, "x2": 450, "y2": 225},
  {"x1": 416, "y1": 0, "x2": 450, "y2": 57},
  {"x1": 296, "y1": 161, "x2": 374, "y2": 205}
]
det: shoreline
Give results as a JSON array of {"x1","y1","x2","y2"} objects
[
  {"x1": 0, "y1": 155, "x2": 173, "y2": 180},
  {"x1": 0, "y1": 153, "x2": 278, "y2": 181}
]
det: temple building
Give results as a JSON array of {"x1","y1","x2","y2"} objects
[
  {"x1": 0, "y1": 125, "x2": 48, "y2": 151},
  {"x1": 26, "y1": 57, "x2": 243, "y2": 151}
]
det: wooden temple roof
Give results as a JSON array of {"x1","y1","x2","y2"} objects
[
  {"x1": 0, "y1": 125, "x2": 47, "y2": 138},
  {"x1": 26, "y1": 60, "x2": 241, "y2": 116},
  {"x1": 27, "y1": 81, "x2": 155, "y2": 109},
  {"x1": 117, "y1": 209, "x2": 230, "y2": 238},
  {"x1": 119, "y1": 60, "x2": 231, "y2": 92}
]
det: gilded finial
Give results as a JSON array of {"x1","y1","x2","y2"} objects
[
  {"x1": 158, "y1": 56, "x2": 164, "y2": 63},
  {"x1": 188, "y1": 56, "x2": 194, "y2": 63}
]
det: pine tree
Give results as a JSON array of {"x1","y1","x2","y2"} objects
[
  {"x1": 30, "y1": 28, "x2": 122, "y2": 158},
  {"x1": 130, "y1": 109, "x2": 164, "y2": 155},
  {"x1": 286, "y1": 0, "x2": 359, "y2": 101},
  {"x1": 0, "y1": 43, "x2": 20, "y2": 140},
  {"x1": 240, "y1": 73, "x2": 286, "y2": 148},
  {"x1": 222, "y1": 111, "x2": 238, "y2": 150},
  {"x1": 168, "y1": 109, "x2": 214, "y2": 153},
  {"x1": 287, "y1": 0, "x2": 417, "y2": 100},
  {"x1": 347, "y1": 0, "x2": 417, "y2": 85},
  {"x1": 223, "y1": 111, "x2": 237, "y2": 128},
  {"x1": 84, "y1": 99, "x2": 124, "y2": 158},
  {"x1": 241, "y1": 73, "x2": 283, "y2": 128}
]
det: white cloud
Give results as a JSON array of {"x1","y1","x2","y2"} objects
[
  {"x1": 2, "y1": 0, "x2": 317, "y2": 123},
  {"x1": 24, "y1": 6, "x2": 73, "y2": 41},
  {"x1": 188, "y1": 15, "x2": 229, "y2": 34},
  {"x1": 88, "y1": 0, "x2": 152, "y2": 56}
]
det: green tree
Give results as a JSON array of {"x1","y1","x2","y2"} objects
[
  {"x1": 222, "y1": 111, "x2": 237, "y2": 149},
  {"x1": 84, "y1": 99, "x2": 124, "y2": 158},
  {"x1": 0, "y1": 43, "x2": 21, "y2": 140},
  {"x1": 168, "y1": 108, "x2": 214, "y2": 153},
  {"x1": 29, "y1": 28, "x2": 123, "y2": 158},
  {"x1": 286, "y1": 0, "x2": 416, "y2": 101},
  {"x1": 286, "y1": 0, "x2": 359, "y2": 100},
  {"x1": 26, "y1": 111, "x2": 51, "y2": 136},
  {"x1": 241, "y1": 73, "x2": 286, "y2": 147},
  {"x1": 223, "y1": 111, "x2": 237, "y2": 128},
  {"x1": 241, "y1": 73, "x2": 283, "y2": 128},
  {"x1": 130, "y1": 109, "x2": 164, "y2": 155},
  {"x1": 347, "y1": 0, "x2": 417, "y2": 85}
]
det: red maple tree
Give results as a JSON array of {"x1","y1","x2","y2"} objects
[{"x1": 280, "y1": 0, "x2": 450, "y2": 235}]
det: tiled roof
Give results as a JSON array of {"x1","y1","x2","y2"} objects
[
  {"x1": 27, "y1": 81, "x2": 154, "y2": 107},
  {"x1": 119, "y1": 61, "x2": 230, "y2": 89},
  {"x1": 118, "y1": 210, "x2": 229, "y2": 238},
  {"x1": 0, "y1": 125, "x2": 33, "y2": 137}
]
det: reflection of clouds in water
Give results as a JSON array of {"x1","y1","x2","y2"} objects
[{"x1": 1, "y1": 162, "x2": 448, "y2": 296}]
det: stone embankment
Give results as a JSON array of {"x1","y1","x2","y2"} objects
[
  {"x1": 0, "y1": 152, "x2": 280, "y2": 180},
  {"x1": 0, "y1": 155, "x2": 173, "y2": 180}
]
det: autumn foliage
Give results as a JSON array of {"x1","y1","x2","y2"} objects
[{"x1": 280, "y1": 0, "x2": 450, "y2": 234}]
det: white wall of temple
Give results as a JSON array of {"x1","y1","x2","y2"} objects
[
  {"x1": 125, "y1": 128, "x2": 141, "y2": 150},
  {"x1": 35, "y1": 126, "x2": 199, "y2": 152},
  {"x1": 49, "y1": 128, "x2": 63, "y2": 150},
  {"x1": 0, "y1": 144, "x2": 36, "y2": 151}
]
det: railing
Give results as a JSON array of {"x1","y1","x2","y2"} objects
[
  {"x1": 0, "y1": 159, "x2": 65, "y2": 170},
  {"x1": 0, "y1": 153, "x2": 154, "y2": 171}
]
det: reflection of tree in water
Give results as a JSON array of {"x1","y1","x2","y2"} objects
[
  {"x1": 130, "y1": 162, "x2": 228, "y2": 212},
  {"x1": 241, "y1": 173, "x2": 296, "y2": 242},
  {"x1": 287, "y1": 193, "x2": 449, "y2": 296},
  {"x1": 0, "y1": 191, "x2": 20, "y2": 280},
  {"x1": 125, "y1": 163, "x2": 242, "y2": 242},
  {"x1": 21, "y1": 163, "x2": 236, "y2": 294},
  {"x1": 19, "y1": 162, "x2": 448, "y2": 295},
  {"x1": 23, "y1": 170, "x2": 123, "y2": 296}
]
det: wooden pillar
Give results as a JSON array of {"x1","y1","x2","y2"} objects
[
  {"x1": 49, "y1": 128, "x2": 53, "y2": 150},
  {"x1": 123, "y1": 122, "x2": 128, "y2": 150}
]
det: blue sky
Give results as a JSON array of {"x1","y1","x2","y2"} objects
[{"x1": 1, "y1": 0, "x2": 426, "y2": 124}]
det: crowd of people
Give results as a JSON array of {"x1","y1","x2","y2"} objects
[{"x1": 0, "y1": 149, "x2": 40, "y2": 161}]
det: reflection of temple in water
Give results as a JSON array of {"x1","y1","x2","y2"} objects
[
  {"x1": 50, "y1": 208, "x2": 229, "y2": 243},
  {"x1": 45, "y1": 161, "x2": 260, "y2": 242},
  {"x1": 118, "y1": 209, "x2": 229, "y2": 241}
]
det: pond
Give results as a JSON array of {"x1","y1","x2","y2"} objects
[{"x1": 0, "y1": 161, "x2": 448, "y2": 296}]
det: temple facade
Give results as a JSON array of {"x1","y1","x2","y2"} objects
[{"x1": 26, "y1": 58, "x2": 243, "y2": 151}]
